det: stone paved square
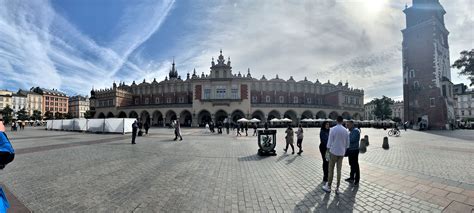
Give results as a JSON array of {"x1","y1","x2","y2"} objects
[{"x1": 1, "y1": 127, "x2": 474, "y2": 212}]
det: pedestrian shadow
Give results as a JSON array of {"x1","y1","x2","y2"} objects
[
  {"x1": 237, "y1": 154, "x2": 271, "y2": 161},
  {"x1": 294, "y1": 182, "x2": 358, "y2": 212},
  {"x1": 276, "y1": 152, "x2": 288, "y2": 162},
  {"x1": 286, "y1": 155, "x2": 298, "y2": 165}
]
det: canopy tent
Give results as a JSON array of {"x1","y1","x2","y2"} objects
[
  {"x1": 250, "y1": 118, "x2": 261, "y2": 123},
  {"x1": 300, "y1": 118, "x2": 314, "y2": 122},
  {"x1": 237, "y1": 118, "x2": 250, "y2": 123},
  {"x1": 280, "y1": 118, "x2": 292, "y2": 122},
  {"x1": 270, "y1": 118, "x2": 280, "y2": 123}
]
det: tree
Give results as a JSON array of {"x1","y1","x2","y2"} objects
[
  {"x1": 31, "y1": 110, "x2": 42, "y2": 121},
  {"x1": 55, "y1": 112, "x2": 64, "y2": 119},
  {"x1": 44, "y1": 111, "x2": 54, "y2": 120},
  {"x1": 372, "y1": 96, "x2": 395, "y2": 120},
  {"x1": 16, "y1": 108, "x2": 29, "y2": 121},
  {"x1": 65, "y1": 112, "x2": 73, "y2": 119},
  {"x1": 0, "y1": 105, "x2": 13, "y2": 124},
  {"x1": 84, "y1": 110, "x2": 94, "y2": 119},
  {"x1": 452, "y1": 49, "x2": 474, "y2": 86}
]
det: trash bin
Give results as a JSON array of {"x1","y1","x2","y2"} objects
[{"x1": 257, "y1": 130, "x2": 277, "y2": 156}]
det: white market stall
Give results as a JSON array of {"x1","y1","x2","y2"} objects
[{"x1": 46, "y1": 118, "x2": 137, "y2": 134}]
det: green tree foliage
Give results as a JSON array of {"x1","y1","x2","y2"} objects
[
  {"x1": 372, "y1": 96, "x2": 395, "y2": 120},
  {"x1": 452, "y1": 49, "x2": 474, "y2": 86},
  {"x1": 55, "y1": 112, "x2": 64, "y2": 119},
  {"x1": 31, "y1": 110, "x2": 42, "y2": 121},
  {"x1": 65, "y1": 112, "x2": 73, "y2": 119},
  {"x1": 84, "y1": 110, "x2": 94, "y2": 119},
  {"x1": 0, "y1": 105, "x2": 13, "y2": 124},
  {"x1": 44, "y1": 111, "x2": 54, "y2": 120},
  {"x1": 16, "y1": 108, "x2": 29, "y2": 121}
]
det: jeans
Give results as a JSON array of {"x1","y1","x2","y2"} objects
[
  {"x1": 319, "y1": 146, "x2": 329, "y2": 182},
  {"x1": 328, "y1": 153, "x2": 344, "y2": 188},
  {"x1": 347, "y1": 149, "x2": 360, "y2": 182},
  {"x1": 296, "y1": 138, "x2": 303, "y2": 151}
]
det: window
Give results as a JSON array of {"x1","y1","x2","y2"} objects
[
  {"x1": 442, "y1": 85, "x2": 447, "y2": 97},
  {"x1": 216, "y1": 87, "x2": 226, "y2": 99},
  {"x1": 166, "y1": 98, "x2": 172, "y2": 103},
  {"x1": 345, "y1": 96, "x2": 348, "y2": 104},
  {"x1": 410, "y1": 69, "x2": 415, "y2": 78},
  {"x1": 178, "y1": 97, "x2": 184, "y2": 103},
  {"x1": 413, "y1": 81, "x2": 419, "y2": 89},
  {"x1": 430, "y1": 98, "x2": 435, "y2": 107},
  {"x1": 204, "y1": 88, "x2": 211, "y2": 99},
  {"x1": 293, "y1": 96, "x2": 298, "y2": 104},
  {"x1": 306, "y1": 98, "x2": 311, "y2": 104},
  {"x1": 135, "y1": 99, "x2": 139, "y2": 105},
  {"x1": 231, "y1": 88, "x2": 239, "y2": 99},
  {"x1": 155, "y1": 97, "x2": 160, "y2": 104},
  {"x1": 252, "y1": 96, "x2": 257, "y2": 102},
  {"x1": 279, "y1": 96, "x2": 284, "y2": 103},
  {"x1": 461, "y1": 110, "x2": 464, "y2": 116},
  {"x1": 145, "y1": 98, "x2": 149, "y2": 104},
  {"x1": 266, "y1": 96, "x2": 271, "y2": 103}
]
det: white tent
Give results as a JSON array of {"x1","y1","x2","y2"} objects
[
  {"x1": 281, "y1": 118, "x2": 292, "y2": 122},
  {"x1": 300, "y1": 118, "x2": 313, "y2": 122},
  {"x1": 315, "y1": 118, "x2": 325, "y2": 122},
  {"x1": 325, "y1": 118, "x2": 334, "y2": 122},
  {"x1": 237, "y1": 118, "x2": 250, "y2": 123},
  {"x1": 250, "y1": 118, "x2": 261, "y2": 123},
  {"x1": 270, "y1": 118, "x2": 280, "y2": 123}
]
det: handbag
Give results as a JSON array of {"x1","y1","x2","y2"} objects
[{"x1": 325, "y1": 150, "x2": 331, "y2": 162}]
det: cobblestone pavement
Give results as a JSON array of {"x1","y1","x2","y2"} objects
[{"x1": 0, "y1": 127, "x2": 473, "y2": 212}]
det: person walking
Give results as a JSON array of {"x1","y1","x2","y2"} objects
[
  {"x1": 284, "y1": 125, "x2": 295, "y2": 154},
  {"x1": 244, "y1": 123, "x2": 248, "y2": 136},
  {"x1": 322, "y1": 116, "x2": 349, "y2": 194},
  {"x1": 345, "y1": 121, "x2": 361, "y2": 186},
  {"x1": 174, "y1": 121, "x2": 183, "y2": 141},
  {"x1": 131, "y1": 120, "x2": 138, "y2": 144},
  {"x1": 225, "y1": 122, "x2": 230, "y2": 134},
  {"x1": 296, "y1": 124, "x2": 304, "y2": 155},
  {"x1": 319, "y1": 121, "x2": 330, "y2": 185},
  {"x1": 252, "y1": 123, "x2": 258, "y2": 136},
  {"x1": 236, "y1": 122, "x2": 242, "y2": 136},
  {"x1": 144, "y1": 122, "x2": 150, "y2": 135}
]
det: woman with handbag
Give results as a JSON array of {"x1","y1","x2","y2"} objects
[{"x1": 283, "y1": 125, "x2": 295, "y2": 154}]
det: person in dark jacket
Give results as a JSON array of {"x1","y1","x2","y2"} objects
[
  {"x1": 319, "y1": 121, "x2": 330, "y2": 184},
  {"x1": 252, "y1": 123, "x2": 258, "y2": 136},
  {"x1": 144, "y1": 122, "x2": 150, "y2": 135},
  {"x1": 131, "y1": 120, "x2": 138, "y2": 144},
  {"x1": 244, "y1": 123, "x2": 249, "y2": 136},
  {"x1": 345, "y1": 121, "x2": 360, "y2": 185}
]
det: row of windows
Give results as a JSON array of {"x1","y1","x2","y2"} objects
[
  {"x1": 45, "y1": 107, "x2": 67, "y2": 112},
  {"x1": 45, "y1": 97, "x2": 67, "y2": 102},
  {"x1": 460, "y1": 110, "x2": 473, "y2": 116},
  {"x1": 344, "y1": 96, "x2": 360, "y2": 105},
  {"x1": 251, "y1": 83, "x2": 336, "y2": 94},
  {"x1": 132, "y1": 84, "x2": 192, "y2": 95},
  {"x1": 134, "y1": 97, "x2": 188, "y2": 105},
  {"x1": 252, "y1": 96, "x2": 323, "y2": 104},
  {"x1": 202, "y1": 87, "x2": 240, "y2": 100},
  {"x1": 98, "y1": 100, "x2": 114, "y2": 107},
  {"x1": 45, "y1": 102, "x2": 67, "y2": 107}
]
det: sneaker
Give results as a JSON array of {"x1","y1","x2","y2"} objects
[
  {"x1": 322, "y1": 185, "x2": 331, "y2": 193},
  {"x1": 335, "y1": 187, "x2": 340, "y2": 194},
  {"x1": 292, "y1": 151, "x2": 295, "y2": 155},
  {"x1": 283, "y1": 149, "x2": 287, "y2": 152},
  {"x1": 345, "y1": 178, "x2": 354, "y2": 183}
]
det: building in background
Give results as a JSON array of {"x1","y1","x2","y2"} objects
[
  {"x1": 0, "y1": 90, "x2": 13, "y2": 111},
  {"x1": 18, "y1": 90, "x2": 43, "y2": 116},
  {"x1": 453, "y1": 83, "x2": 474, "y2": 123},
  {"x1": 402, "y1": 0, "x2": 455, "y2": 129},
  {"x1": 31, "y1": 87, "x2": 69, "y2": 117},
  {"x1": 11, "y1": 92, "x2": 27, "y2": 116},
  {"x1": 91, "y1": 50, "x2": 365, "y2": 127},
  {"x1": 68, "y1": 96, "x2": 90, "y2": 118},
  {"x1": 391, "y1": 101, "x2": 404, "y2": 120},
  {"x1": 364, "y1": 102, "x2": 376, "y2": 120}
]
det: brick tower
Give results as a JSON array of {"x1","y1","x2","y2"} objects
[{"x1": 402, "y1": 0, "x2": 455, "y2": 129}]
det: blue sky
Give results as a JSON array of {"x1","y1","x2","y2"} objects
[{"x1": 0, "y1": 0, "x2": 473, "y2": 102}]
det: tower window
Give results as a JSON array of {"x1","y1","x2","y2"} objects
[
  {"x1": 293, "y1": 96, "x2": 298, "y2": 104},
  {"x1": 279, "y1": 96, "x2": 284, "y2": 103},
  {"x1": 266, "y1": 96, "x2": 271, "y2": 103},
  {"x1": 430, "y1": 98, "x2": 435, "y2": 107},
  {"x1": 410, "y1": 69, "x2": 415, "y2": 78}
]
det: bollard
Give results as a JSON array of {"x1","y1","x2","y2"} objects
[
  {"x1": 359, "y1": 139, "x2": 367, "y2": 153},
  {"x1": 382, "y1": 137, "x2": 389, "y2": 150},
  {"x1": 364, "y1": 135, "x2": 369, "y2": 146}
]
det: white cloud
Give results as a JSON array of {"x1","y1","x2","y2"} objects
[{"x1": 0, "y1": 0, "x2": 175, "y2": 96}]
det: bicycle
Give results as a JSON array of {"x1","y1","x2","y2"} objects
[{"x1": 388, "y1": 128, "x2": 400, "y2": 137}]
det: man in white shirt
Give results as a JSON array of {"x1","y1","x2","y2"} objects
[{"x1": 322, "y1": 116, "x2": 349, "y2": 194}]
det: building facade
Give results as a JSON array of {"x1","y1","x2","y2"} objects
[
  {"x1": 453, "y1": 83, "x2": 474, "y2": 121},
  {"x1": 91, "y1": 51, "x2": 365, "y2": 127},
  {"x1": 391, "y1": 101, "x2": 404, "y2": 120},
  {"x1": 11, "y1": 93, "x2": 27, "y2": 115},
  {"x1": 68, "y1": 96, "x2": 90, "y2": 118},
  {"x1": 364, "y1": 102, "x2": 376, "y2": 120},
  {"x1": 31, "y1": 87, "x2": 69, "y2": 116},
  {"x1": 0, "y1": 90, "x2": 13, "y2": 111},
  {"x1": 24, "y1": 91, "x2": 42, "y2": 116},
  {"x1": 402, "y1": 0, "x2": 455, "y2": 129}
]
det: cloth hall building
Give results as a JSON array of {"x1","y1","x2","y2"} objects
[{"x1": 90, "y1": 51, "x2": 365, "y2": 127}]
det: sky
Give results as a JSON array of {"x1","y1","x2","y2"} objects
[{"x1": 0, "y1": 0, "x2": 473, "y2": 103}]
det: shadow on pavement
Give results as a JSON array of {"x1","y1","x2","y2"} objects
[
  {"x1": 237, "y1": 154, "x2": 271, "y2": 161},
  {"x1": 294, "y1": 182, "x2": 359, "y2": 212}
]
